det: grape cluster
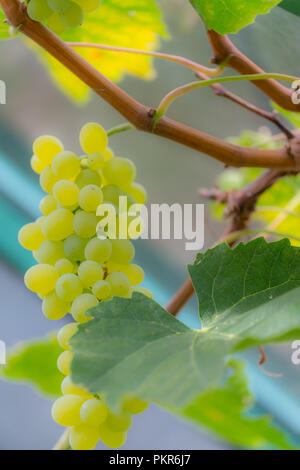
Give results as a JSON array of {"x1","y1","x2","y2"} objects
[
  {"x1": 26, "y1": 0, "x2": 101, "y2": 33},
  {"x1": 19, "y1": 122, "x2": 152, "y2": 449}
]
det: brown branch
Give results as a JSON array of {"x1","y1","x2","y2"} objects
[
  {"x1": 196, "y1": 72, "x2": 294, "y2": 139},
  {"x1": 1, "y1": 0, "x2": 300, "y2": 170},
  {"x1": 208, "y1": 30, "x2": 300, "y2": 113}
]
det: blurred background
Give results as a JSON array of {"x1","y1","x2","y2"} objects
[{"x1": 0, "y1": 0, "x2": 299, "y2": 449}]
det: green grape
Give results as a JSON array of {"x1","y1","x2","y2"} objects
[
  {"x1": 39, "y1": 194, "x2": 57, "y2": 216},
  {"x1": 53, "y1": 180, "x2": 79, "y2": 207},
  {"x1": 51, "y1": 394, "x2": 84, "y2": 426},
  {"x1": 18, "y1": 222, "x2": 46, "y2": 251},
  {"x1": 48, "y1": 0, "x2": 71, "y2": 13},
  {"x1": 80, "y1": 398, "x2": 108, "y2": 427},
  {"x1": 33, "y1": 135, "x2": 64, "y2": 165},
  {"x1": 64, "y1": 234, "x2": 87, "y2": 262},
  {"x1": 47, "y1": 12, "x2": 67, "y2": 33},
  {"x1": 57, "y1": 322, "x2": 78, "y2": 350},
  {"x1": 57, "y1": 350, "x2": 73, "y2": 375},
  {"x1": 73, "y1": 210, "x2": 98, "y2": 238},
  {"x1": 92, "y1": 280, "x2": 111, "y2": 300},
  {"x1": 74, "y1": 0, "x2": 101, "y2": 13},
  {"x1": 78, "y1": 260, "x2": 103, "y2": 288},
  {"x1": 99, "y1": 425, "x2": 127, "y2": 449},
  {"x1": 71, "y1": 293, "x2": 98, "y2": 323},
  {"x1": 36, "y1": 240, "x2": 65, "y2": 265},
  {"x1": 124, "y1": 182, "x2": 147, "y2": 205},
  {"x1": 40, "y1": 165, "x2": 59, "y2": 194},
  {"x1": 61, "y1": 375, "x2": 92, "y2": 399},
  {"x1": 42, "y1": 208, "x2": 74, "y2": 241},
  {"x1": 85, "y1": 237, "x2": 112, "y2": 264},
  {"x1": 27, "y1": 0, "x2": 53, "y2": 21},
  {"x1": 121, "y1": 264, "x2": 144, "y2": 286},
  {"x1": 24, "y1": 264, "x2": 58, "y2": 296},
  {"x1": 31, "y1": 155, "x2": 46, "y2": 175},
  {"x1": 59, "y1": 2, "x2": 84, "y2": 27},
  {"x1": 106, "y1": 272, "x2": 130, "y2": 297},
  {"x1": 42, "y1": 291, "x2": 70, "y2": 320},
  {"x1": 123, "y1": 397, "x2": 149, "y2": 414},
  {"x1": 75, "y1": 169, "x2": 102, "y2": 189},
  {"x1": 102, "y1": 184, "x2": 124, "y2": 206},
  {"x1": 56, "y1": 273, "x2": 83, "y2": 301},
  {"x1": 87, "y1": 152, "x2": 106, "y2": 171},
  {"x1": 105, "y1": 410, "x2": 132, "y2": 432},
  {"x1": 55, "y1": 258, "x2": 74, "y2": 276},
  {"x1": 70, "y1": 423, "x2": 101, "y2": 451},
  {"x1": 52, "y1": 151, "x2": 80, "y2": 180},
  {"x1": 110, "y1": 239, "x2": 135, "y2": 265},
  {"x1": 103, "y1": 147, "x2": 114, "y2": 161},
  {"x1": 103, "y1": 157, "x2": 136, "y2": 187},
  {"x1": 80, "y1": 122, "x2": 108, "y2": 155},
  {"x1": 130, "y1": 286, "x2": 154, "y2": 299},
  {"x1": 78, "y1": 185, "x2": 103, "y2": 212}
]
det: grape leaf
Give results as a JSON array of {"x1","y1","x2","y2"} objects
[
  {"x1": 179, "y1": 359, "x2": 295, "y2": 450},
  {"x1": 71, "y1": 242, "x2": 300, "y2": 412},
  {"x1": 28, "y1": 0, "x2": 168, "y2": 102},
  {"x1": 188, "y1": 238, "x2": 300, "y2": 326},
  {"x1": 0, "y1": 334, "x2": 63, "y2": 397},
  {"x1": 279, "y1": 0, "x2": 300, "y2": 17},
  {"x1": 189, "y1": 0, "x2": 281, "y2": 34}
]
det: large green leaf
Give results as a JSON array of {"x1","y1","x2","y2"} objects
[
  {"x1": 188, "y1": 238, "x2": 300, "y2": 326},
  {"x1": 189, "y1": 0, "x2": 281, "y2": 34},
  {"x1": 180, "y1": 359, "x2": 294, "y2": 450},
  {"x1": 279, "y1": 0, "x2": 300, "y2": 17},
  {"x1": 29, "y1": 0, "x2": 167, "y2": 102},
  {"x1": 0, "y1": 334, "x2": 63, "y2": 397}
]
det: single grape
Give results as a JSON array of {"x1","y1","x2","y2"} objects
[
  {"x1": 102, "y1": 184, "x2": 124, "y2": 206},
  {"x1": 57, "y1": 350, "x2": 73, "y2": 375},
  {"x1": 87, "y1": 152, "x2": 106, "y2": 171},
  {"x1": 103, "y1": 157, "x2": 136, "y2": 187},
  {"x1": 56, "y1": 273, "x2": 83, "y2": 301},
  {"x1": 36, "y1": 240, "x2": 65, "y2": 265},
  {"x1": 64, "y1": 234, "x2": 87, "y2": 262},
  {"x1": 24, "y1": 264, "x2": 58, "y2": 296},
  {"x1": 71, "y1": 293, "x2": 98, "y2": 323},
  {"x1": 73, "y1": 210, "x2": 98, "y2": 238},
  {"x1": 106, "y1": 272, "x2": 130, "y2": 297},
  {"x1": 92, "y1": 280, "x2": 111, "y2": 300},
  {"x1": 42, "y1": 208, "x2": 74, "y2": 241},
  {"x1": 28, "y1": 0, "x2": 53, "y2": 21},
  {"x1": 75, "y1": 169, "x2": 102, "y2": 189},
  {"x1": 39, "y1": 194, "x2": 57, "y2": 216},
  {"x1": 105, "y1": 410, "x2": 132, "y2": 432},
  {"x1": 123, "y1": 397, "x2": 149, "y2": 414},
  {"x1": 40, "y1": 166, "x2": 59, "y2": 194},
  {"x1": 99, "y1": 425, "x2": 127, "y2": 449},
  {"x1": 124, "y1": 182, "x2": 147, "y2": 205},
  {"x1": 59, "y1": 2, "x2": 84, "y2": 27},
  {"x1": 84, "y1": 237, "x2": 112, "y2": 264},
  {"x1": 70, "y1": 423, "x2": 101, "y2": 451},
  {"x1": 61, "y1": 375, "x2": 92, "y2": 399},
  {"x1": 74, "y1": 0, "x2": 101, "y2": 13},
  {"x1": 103, "y1": 147, "x2": 114, "y2": 161},
  {"x1": 78, "y1": 185, "x2": 103, "y2": 212},
  {"x1": 31, "y1": 155, "x2": 45, "y2": 174},
  {"x1": 80, "y1": 398, "x2": 108, "y2": 426},
  {"x1": 51, "y1": 394, "x2": 84, "y2": 426},
  {"x1": 121, "y1": 264, "x2": 144, "y2": 286},
  {"x1": 110, "y1": 239, "x2": 135, "y2": 265},
  {"x1": 47, "y1": 12, "x2": 67, "y2": 33},
  {"x1": 78, "y1": 260, "x2": 103, "y2": 288},
  {"x1": 33, "y1": 135, "x2": 64, "y2": 165},
  {"x1": 48, "y1": 0, "x2": 71, "y2": 13},
  {"x1": 53, "y1": 180, "x2": 79, "y2": 207},
  {"x1": 80, "y1": 122, "x2": 108, "y2": 155},
  {"x1": 55, "y1": 258, "x2": 74, "y2": 276},
  {"x1": 52, "y1": 150, "x2": 80, "y2": 180},
  {"x1": 42, "y1": 291, "x2": 70, "y2": 320},
  {"x1": 18, "y1": 222, "x2": 46, "y2": 251},
  {"x1": 130, "y1": 286, "x2": 154, "y2": 299},
  {"x1": 57, "y1": 322, "x2": 78, "y2": 350}
]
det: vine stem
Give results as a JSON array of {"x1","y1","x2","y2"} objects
[
  {"x1": 1, "y1": 0, "x2": 300, "y2": 169},
  {"x1": 68, "y1": 42, "x2": 226, "y2": 77},
  {"x1": 154, "y1": 73, "x2": 299, "y2": 125}
]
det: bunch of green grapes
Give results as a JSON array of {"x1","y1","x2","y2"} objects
[
  {"x1": 26, "y1": 0, "x2": 101, "y2": 34},
  {"x1": 19, "y1": 122, "x2": 152, "y2": 450}
]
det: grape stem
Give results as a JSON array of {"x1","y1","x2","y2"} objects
[
  {"x1": 1, "y1": 0, "x2": 300, "y2": 170},
  {"x1": 107, "y1": 123, "x2": 135, "y2": 137},
  {"x1": 52, "y1": 428, "x2": 71, "y2": 451}
]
